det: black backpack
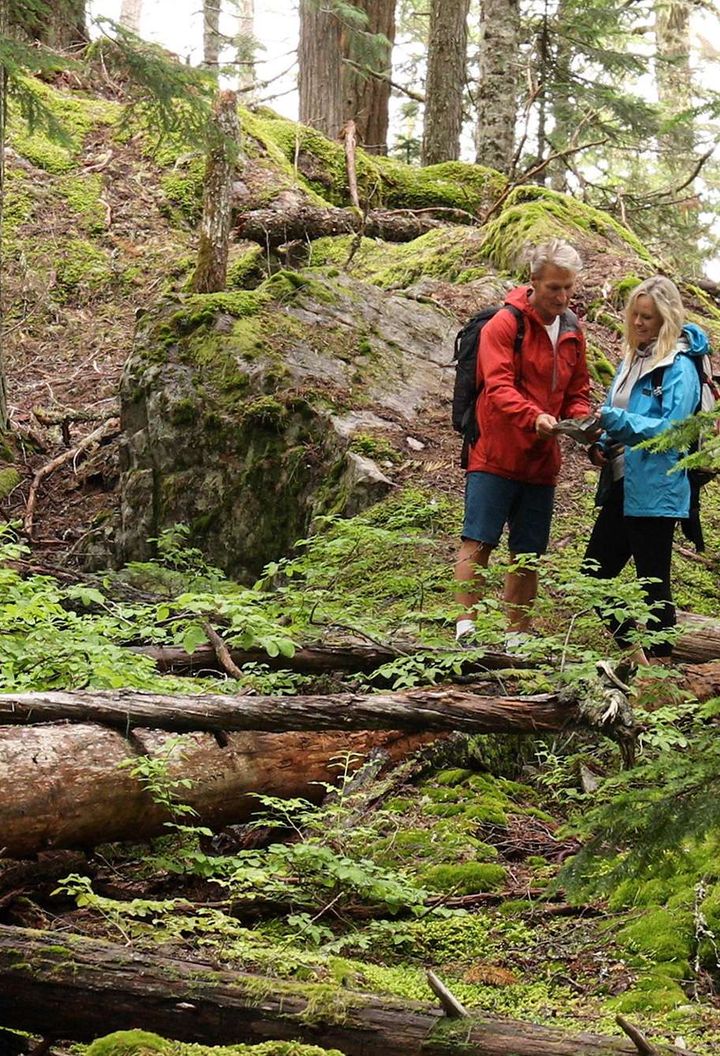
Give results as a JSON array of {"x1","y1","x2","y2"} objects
[
  {"x1": 650, "y1": 353, "x2": 720, "y2": 552},
  {"x1": 451, "y1": 303, "x2": 525, "y2": 467}
]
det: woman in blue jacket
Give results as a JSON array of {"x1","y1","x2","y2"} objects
[{"x1": 584, "y1": 276, "x2": 707, "y2": 664}]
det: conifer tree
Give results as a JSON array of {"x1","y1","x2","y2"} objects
[
  {"x1": 298, "y1": 0, "x2": 395, "y2": 153},
  {"x1": 421, "y1": 0, "x2": 469, "y2": 165},
  {"x1": 119, "y1": 0, "x2": 143, "y2": 36},
  {"x1": 475, "y1": 0, "x2": 520, "y2": 174}
]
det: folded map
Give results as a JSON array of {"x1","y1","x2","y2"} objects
[{"x1": 552, "y1": 415, "x2": 601, "y2": 445}]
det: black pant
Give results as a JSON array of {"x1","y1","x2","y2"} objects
[{"x1": 583, "y1": 480, "x2": 676, "y2": 657}]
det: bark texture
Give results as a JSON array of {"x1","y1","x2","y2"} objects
[
  {"x1": 191, "y1": 89, "x2": 240, "y2": 293},
  {"x1": 475, "y1": 0, "x2": 519, "y2": 173},
  {"x1": 0, "y1": 924, "x2": 692, "y2": 1055},
  {"x1": 342, "y1": 0, "x2": 396, "y2": 154},
  {"x1": 203, "y1": 0, "x2": 221, "y2": 67},
  {"x1": 298, "y1": 0, "x2": 395, "y2": 152},
  {"x1": 422, "y1": 0, "x2": 470, "y2": 165},
  {"x1": 0, "y1": 684, "x2": 624, "y2": 737},
  {"x1": 132, "y1": 640, "x2": 530, "y2": 676},
  {"x1": 235, "y1": 204, "x2": 452, "y2": 246},
  {"x1": 119, "y1": 0, "x2": 142, "y2": 34},
  {"x1": 0, "y1": 724, "x2": 438, "y2": 858},
  {"x1": 673, "y1": 612, "x2": 720, "y2": 664},
  {"x1": 298, "y1": 0, "x2": 345, "y2": 140},
  {"x1": 236, "y1": 0, "x2": 255, "y2": 95}
]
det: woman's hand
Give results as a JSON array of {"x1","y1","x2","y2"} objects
[{"x1": 588, "y1": 443, "x2": 607, "y2": 467}]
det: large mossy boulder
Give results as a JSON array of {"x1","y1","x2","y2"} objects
[{"x1": 117, "y1": 270, "x2": 456, "y2": 579}]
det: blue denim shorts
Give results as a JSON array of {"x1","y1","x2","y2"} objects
[{"x1": 462, "y1": 471, "x2": 555, "y2": 555}]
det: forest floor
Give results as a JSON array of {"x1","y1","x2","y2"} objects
[{"x1": 2, "y1": 71, "x2": 720, "y2": 1056}]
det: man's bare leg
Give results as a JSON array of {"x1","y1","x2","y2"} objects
[
  {"x1": 504, "y1": 555, "x2": 538, "y2": 633},
  {"x1": 455, "y1": 539, "x2": 493, "y2": 622}
]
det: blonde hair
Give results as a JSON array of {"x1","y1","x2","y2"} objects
[
  {"x1": 527, "y1": 238, "x2": 583, "y2": 277},
  {"x1": 623, "y1": 276, "x2": 684, "y2": 364}
]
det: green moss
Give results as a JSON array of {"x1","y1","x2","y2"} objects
[
  {"x1": 610, "y1": 274, "x2": 644, "y2": 308},
  {"x1": 479, "y1": 185, "x2": 653, "y2": 276},
  {"x1": 587, "y1": 342, "x2": 616, "y2": 385},
  {"x1": 86, "y1": 1031, "x2": 170, "y2": 1056},
  {"x1": 160, "y1": 157, "x2": 206, "y2": 225},
  {"x1": 59, "y1": 173, "x2": 107, "y2": 233},
  {"x1": 261, "y1": 269, "x2": 337, "y2": 305},
  {"x1": 310, "y1": 226, "x2": 490, "y2": 290},
  {"x1": 240, "y1": 396, "x2": 287, "y2": 430},
  {"x1": 619, "y1": 907, "x2": 693, "y2": 964},
  {"x1": 8, "y1": 78, "x2": 118, "y2": 173},
  {"x1": 227, "y1": 246, "x2": 267, "y2": 290},
  {"x1": 435, "y1": 768, "x2": 474, "y2": 786},
  {"x1": 0, "y1": 467, "x2": 21, "y2": 499},
  {"x1": 611, "y1": 971, "x2": 687, "y2": 1013},
  {"x1": 423, "y1": 861, "x2": 507, "y2": 894},
  {"x1": 2, "y1": 170, "x2": 34, "y2": 232},
  {"x1": 243, "y1": 109, "x2": 505, "y2": 213},
  {"x1": 55, "y1": 238, "x2": 114, "y2": 297},
  {"x1": 349, "y1": 434, "x2": 399, "y2": 463},
  {"x1": 86, "y1": 1032, "x2": 345, "y2": 1056}
]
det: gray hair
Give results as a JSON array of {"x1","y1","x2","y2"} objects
[{"x1": 527, "y1": 239, "x2": 583, "y2": 277}]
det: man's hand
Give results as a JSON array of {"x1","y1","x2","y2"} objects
[{"x1": 535, "y1": 412, "x2": 558, "y2": 437}]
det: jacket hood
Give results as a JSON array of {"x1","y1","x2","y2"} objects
[
  {"x1": 681, "y1": 322, "x2": 709, "y2": 357},
  {"x1": 505, "y1": 285, "x2": 580, "y2": 330}
]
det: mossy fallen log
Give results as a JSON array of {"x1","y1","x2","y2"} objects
[
  {"x1": 0, "y1": 724, "x2": 438, "y2": 858},
  {"x1": 0, "y1": 923, "x2": 694, "y2": 1056},
  {"x1": 236, "y1": 204, "x2": 455, "y2": 246}
]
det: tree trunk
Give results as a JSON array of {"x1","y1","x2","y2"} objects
[
  {"x1": 298, "y1": 0, "x2": 345, "y2": 140},
  {"x1": 422, "y1": 0, "x2": 470, "y2": 166},
  {"x1": 0, "y1": 723, "x2": 438, "y2": 858},
  {"x1": 235, "y1": 204, "x2": 454, "y2": 246},
  {"x1": 0, "y1": 684, "x2": 629, "y2": 738},
  {"x1": 655, "y1": 0, "x2": 694, "y2": 165},
  {"x1": 342, "y1": 0, "x2": 396, "y2": 154},
  {"x1": 298, "y1": 0, "x2": 395, "y2": 153},
  {"x1": 236, "y1": 0, "x2": 255, "y2": 96},
  {"x1": 0, "y1": 924, "x2": 691, "y2": 1055},
  {"x1": 549, "y1": 0, "x2": 571, "y2": 191},
  {"x1": 192, "y1": 90, "x2": 240, "y2": 294},
  {"x1": 203, "y1": 0, "x2": 222, "y2": 68},
  {"x1": 9, "y1": 0, "x2": 87, "y2": 48},
  {"x1": 119, "y1": 0, "x2": 143, "y2": 34},
  {"x1": 475, "y1": 0, "x2": 519, "y2": 174}
]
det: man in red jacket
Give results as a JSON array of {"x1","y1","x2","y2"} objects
[{"x1": 454, "y1": 238, "x2": 592, "y2": 648}]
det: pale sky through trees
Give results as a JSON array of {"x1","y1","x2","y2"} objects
[{"x1": 88, "y1": 0, "x2": 299, "y2": 115}]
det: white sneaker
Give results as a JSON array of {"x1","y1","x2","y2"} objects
[{"x1": 455, "y1": 618, "x2": 476, "y2": 641}]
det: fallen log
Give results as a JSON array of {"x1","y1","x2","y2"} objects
[
  {"x1": 133, "y1": 613, "x2": 720, "y2": 677},
  {"x1": 0, "y1": 924, "x2": 693, "y2": 1056},
  {"x1": 0, "y1": 724, "x2": 438, "y2": 858},
  {"x1": 674, "y1": 612, "x2": 720, "y2": 664},
  {"x1": 0, "y1": 683, "x2": 629, "y2": 737},
  {"x1": 236, "y1": 204, "x2": 450, "y2": 247},
  {"x1": 131, "y1": 640, "x2": 529, "y2": 676}
]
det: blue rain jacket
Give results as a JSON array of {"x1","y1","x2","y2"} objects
[{"x1": 599, "y1": 324, "x2": 707, "y2": 517}]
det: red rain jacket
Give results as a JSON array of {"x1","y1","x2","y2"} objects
[{"x1": 467, "y1": 285, "x2": 591, "y2": 485}]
